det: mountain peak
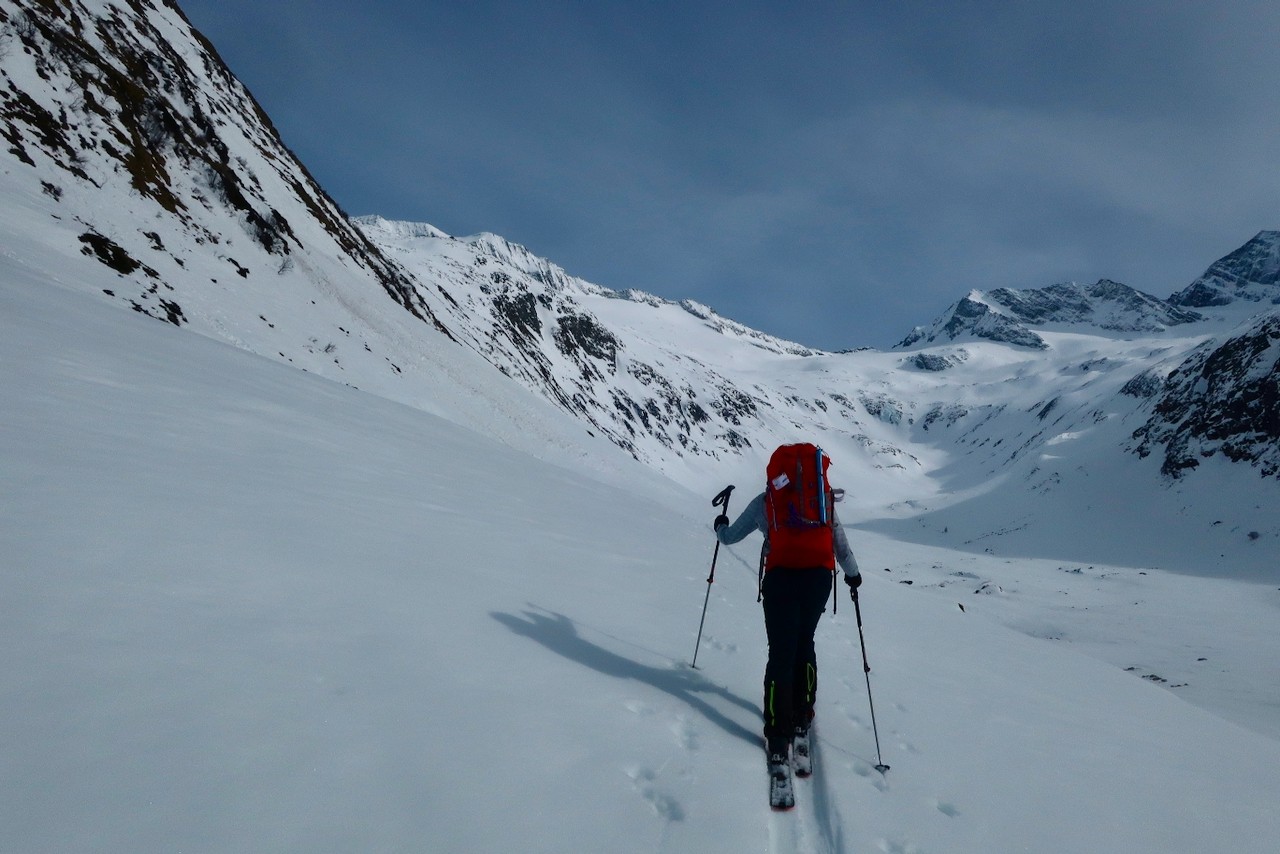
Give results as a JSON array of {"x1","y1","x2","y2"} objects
[
  {"x1": 352, "y1": 216, "x2": 450, "y2": 241},
  {"x1": 1170, "y1": 231, "x2": 1280, "y2": 309},
  {"x1": 897, "y1": 294, "x2": 1049, "y2": 350},
  {"x1": 897, "y1": 278, "x2": 1199, "y2": 350}
]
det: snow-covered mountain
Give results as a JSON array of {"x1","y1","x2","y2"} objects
[
  {"x1": 1, "y1": 0, "x2": 908, "y2": 494},
  {"x1": 351, "y1": 214, "x2": 920, "y2": 490},
  {"x1": 897, "y1": 279, "x2": 1204, "y2": 350},
  {"x1": 6, "y1": 3, "x2": 1280, "y2": 851},
  {"x1": 0, "y1": 0, "x2": 444, "y2": 335},
  {"x1": 1121, "y1": 231, "x2": 1280, "y2": 480},
  {"x1": 0, "y1": 0, "x2": 682, "y2": 488},
  {"x1": 3, "y1": 0, "x2": 1278, "y2": 565},
  {"x1": 1170, "y1": 230, "x2": 1280, "y2": 309},
  {"x1": 355, "y1": 208, "x2": 1280, "y2": 514},
  {"x1": 884, "y1": 260, "x2": 1279, "y2": 483}
]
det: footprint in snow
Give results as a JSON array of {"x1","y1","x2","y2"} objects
[
  {"x1": 842, "y1": 708, "x2": 867, "y2": 730},
  {"x1": 672, "y1": 715, "x2": 698, "y2": 751},
  {"x1": 705, "y1": 636, "x2": 738, "y2": 653},
  {"x1": 624, "y1": 766, "x2": 685, "y2": 822},
  {"x1": 935, "y1": 800, "x2": 960, "y2": 817},
  {"x1": 624, "y1": 700, "x2": 654, "y2": 716}
]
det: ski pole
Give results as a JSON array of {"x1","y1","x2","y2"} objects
[
  {"x1": 691, "y1": 484, "x2": 734, "y2": 669},
  {"x1": 853, "y1": 588, "x2": 890, "y2": 773}
]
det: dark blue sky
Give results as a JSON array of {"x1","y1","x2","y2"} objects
[{"x1": 180, "y1": 0, "x2": 1279, "y2": 350}]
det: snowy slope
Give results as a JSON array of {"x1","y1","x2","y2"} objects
[
  {"x1": 7, "y1": 249, "x2": 1280, "y2": 854},
  {"x1": 0, "y1": 0, "x2": 679, "y2": 496},
  {"x1": 5, "y1": 4, "x2": 1280, "y2": 851},
  {"x1": 355, "y1": 211, "x2": 1280, "y2": 540},
  {"x1": 352, "y1": 210, "x2": 1280, "y2": 576},
  {"x1": 352, "y1": 214, "x2": 842, "y2": 486},
  {"x1": 0, "y1": 0, "x2": 445, "y2": 339}
]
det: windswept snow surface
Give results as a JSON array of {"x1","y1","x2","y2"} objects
[{"x1": 6, "y1": 268, "x2": 1280, "y2": 853}]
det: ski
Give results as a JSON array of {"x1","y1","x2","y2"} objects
[
  {"x1": 768, "y1": 752, "x2": 795, "y2": 810},
  {"x1": 793, "y1": 728, "x2": 812, "y2": 778}
]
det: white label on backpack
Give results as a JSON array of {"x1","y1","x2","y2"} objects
[{"x1": 771, "y1": 472, "x2": 790, "y2": 491}]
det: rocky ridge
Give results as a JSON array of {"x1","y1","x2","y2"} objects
[
  {"x1": 898, "y1": 279, "x2": 1203, "y2": 350},
  {"x1": 1170, "y1": 231, "x2": 1280, "y2": 309},
  {"x1": 1, "y1": 0, "x2": 451, "y2": 371},
  {"x1": 1132, "y1": 312, "x2": 1280, "y2": 478}
]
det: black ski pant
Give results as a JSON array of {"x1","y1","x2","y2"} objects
[{"x1": 761, "y1": 567, "x2": 832, "y2": 749}]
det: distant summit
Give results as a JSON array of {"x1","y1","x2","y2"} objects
[
  {"x1": 897, "y1": 279, "x2": 1200, "y2": 350},
  {"x1": 1170, "y1": 231, "x2": 1280, "y2": 309}
]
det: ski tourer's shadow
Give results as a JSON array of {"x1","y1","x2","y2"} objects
[{"x1": 491, "y1": 607, "x2": 761, "y2": 749}]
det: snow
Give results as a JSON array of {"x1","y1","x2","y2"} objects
[
  {"x1": 4, "y1": 2, "x2": 1280, "y2": 849},
  {"x1": 5, "y1": 260, "x2": 1280, "y2": 853}
]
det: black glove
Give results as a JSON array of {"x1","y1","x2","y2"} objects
[
  {"x1": 845, "y1": 573, "x2": 862, "y2": 592},
  {"x1": 713, "y1": 514, "x2": 730, "y2": 531}
]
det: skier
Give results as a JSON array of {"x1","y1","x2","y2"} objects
[{"x1": 713, "y1": 444, "x2": 861, "y2": 795}]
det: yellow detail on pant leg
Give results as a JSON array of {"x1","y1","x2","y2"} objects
[
  {"x1": 766, "y1": 680, "x2": 777, "y2": 727},
  {"x1": 805, "y1": 663, "x2": 816, "y2": 704}
]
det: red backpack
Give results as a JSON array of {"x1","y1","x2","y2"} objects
[{"x1": 763, "y1": 443, "x2": 835, "y2": 571}]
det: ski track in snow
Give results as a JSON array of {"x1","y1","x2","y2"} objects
[
  {"x1": 770, "y1": 726, "x2": 894, "y2": 854},
  {"x1": 798, "y1": 732, "x2": 846, "y2": 854}
]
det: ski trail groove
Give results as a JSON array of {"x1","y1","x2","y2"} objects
[
  {"x1": 803, "y1": 732, "x2": 844, "y2": 853},
  {"x1": 768, "y1": 735, "x2": 845, "y2": 854}
]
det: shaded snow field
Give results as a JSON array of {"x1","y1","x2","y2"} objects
[{"x1": 5, "y1": 267, "x2": 1280, "y2": 853}]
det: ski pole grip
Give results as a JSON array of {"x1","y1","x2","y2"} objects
[
  {"x1": 712, "y1": 484, "x2": 735, "y2": 508},
  {"x1": 706, "y1": 486, "x2": 734, "y2": 586}
]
